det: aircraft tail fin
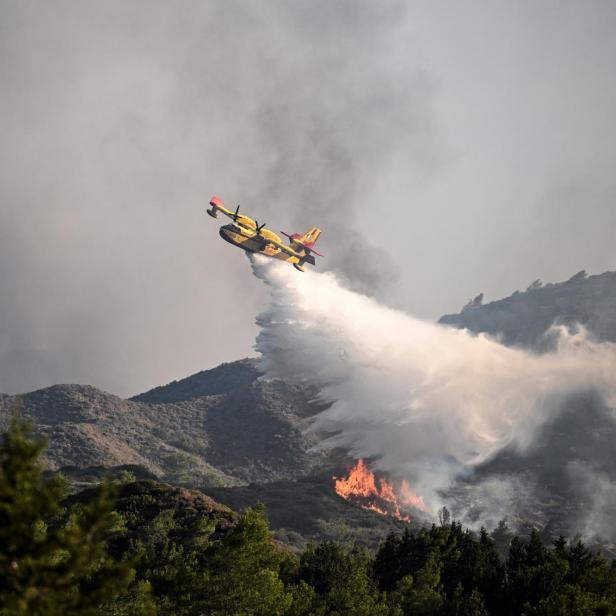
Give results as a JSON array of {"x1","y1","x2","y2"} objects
[
  {"x1": 298, "y1": 227, "x2": 321, "y2": 248},
  {"x1": 281, "y1": 227, "x2": 324, "y2": 258}
]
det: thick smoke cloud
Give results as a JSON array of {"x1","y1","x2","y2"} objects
[
  {"x1": 3, "y1": 1, "x2": 616, "y2": 398},
  {"x1": 241, "y1": 3, "x2": 440, "y2": 296},
  {"x1": 252, "y1": 257, "x2": 616, "y2": 512},
  {"x1": 0, "y1": 0, "x2": 438, "y2": 394},
  {"x1": 0, "y1": 0, "x2": 436, "y2": 395}
]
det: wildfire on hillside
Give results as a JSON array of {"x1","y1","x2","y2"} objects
[{"x1": 333, "y1": 459, "x2": 427, "y2": 522}]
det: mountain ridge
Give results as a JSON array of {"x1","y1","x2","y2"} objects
[
  {"x1": 0, "y1": 367, "x2": 330, "y2": 487},
  {"x1": 439, "y1": 269, "x2": 616, "y2": 348},
  {"x1": 2, "y1": 267, "x2": 616, "y2": 548}
]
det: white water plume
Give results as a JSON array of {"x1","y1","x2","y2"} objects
[{"x1": 252, "y1": 256, "x2": 616, "y2": 509}]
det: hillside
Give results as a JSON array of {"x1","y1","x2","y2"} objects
[
  {"x1": 0, "y1": 360, "x2": 330, "y2": 487},
  {"x1": 439, "y1": 269, "x2": 616, "y2": 348},
  {"x1": 131, "y1": 359, "x2": 262, "y2": 404},
  {"x1": 208, "y1": 475, "x2": 423, "y2": 552},
  {"x1": 438, "y1": 269, "x2": 616, "y2": 550},
  {"x1": 0, "y1": 359, "x2": 423, "y2": 550}
]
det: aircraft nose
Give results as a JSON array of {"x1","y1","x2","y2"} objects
[{"x1": 219, "y1": 226, "x2": 234, "y2": 242}]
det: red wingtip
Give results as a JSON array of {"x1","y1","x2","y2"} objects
[{"x1": 210, "y1": 195, "x2": 224, "y2": 207}]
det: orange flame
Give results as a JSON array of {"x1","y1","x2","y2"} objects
[{"x1": 334, "y1": 459, "x2": 427, "y2": 521}]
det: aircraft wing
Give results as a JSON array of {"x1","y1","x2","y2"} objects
[
  {"x1": 217, "y1": 207, "x2": 238, "y2": 220},
  {"x1": 267, "y1": 235, "x2": 302, "y2": 257}
]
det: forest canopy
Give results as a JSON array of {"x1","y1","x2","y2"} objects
[{"x1": 1, "y1": 410, "x2": 615, "y2": 615}]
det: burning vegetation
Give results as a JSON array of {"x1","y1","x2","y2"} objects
[{"x1": 334, "y1": 459, "x2": 427, "y2": 522}]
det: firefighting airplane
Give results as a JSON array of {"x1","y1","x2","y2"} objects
[{"x1": 206, "y1": 196, "x2": 323, "y2": 272}]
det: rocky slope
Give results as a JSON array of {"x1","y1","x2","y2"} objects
[
  {"x1": 440, "y1": 269, "x2": 616, "y2": 348},
  {"x1": 0, "y1": 359, "x2": 330, "y2": 487}
]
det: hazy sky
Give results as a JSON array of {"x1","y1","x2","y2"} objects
[{"x1": 1, "y1": 0, "x2": 615, "y2": 396}]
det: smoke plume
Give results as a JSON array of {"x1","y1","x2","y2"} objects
[
  {"x1": 0, "y1": 0, "x2": 438, "y2": 395},
  {"x1": 252, "y1": 256, "x2": 616, "y2": 512},
  {"x1": 568, "y1": 461, "x2": 616, "y2": 543}
]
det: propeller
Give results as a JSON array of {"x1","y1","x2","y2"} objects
[
  {"x1": 254, "y1": 221, "x2": 267, "y2": 235},
  {"x1": 233, "y1": 204, "x2": 240, "y2": 221}
]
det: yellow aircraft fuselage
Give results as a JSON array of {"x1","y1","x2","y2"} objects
[
  {"x1": 219, "y1": 223, "x2": 301, "y2": 265},
  {"x1": 207, "y1": 196, "x2": 322, "y2": 272}
]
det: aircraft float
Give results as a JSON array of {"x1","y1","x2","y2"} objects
[{"x1": 206, "y1": 195, "x2": 323, "y2": 272}]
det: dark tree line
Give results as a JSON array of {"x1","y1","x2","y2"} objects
[{"x1": 1, "y1": 409, "x2": 615, "y2": 615}]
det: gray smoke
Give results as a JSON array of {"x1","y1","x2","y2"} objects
[
  {"x1": 240, "y1": 2, "x2": 440, "y2": 295},
  {"x1": 568, "y1": 462, "x2": 616, "y2": 543},
  {"x1": 2, "y1": 1, "x2": 616, "y2": 398},
  {"x1": 0, "y1": 0, "x2": 436, "y2": 395}
]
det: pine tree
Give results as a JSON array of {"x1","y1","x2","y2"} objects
[
  {"x1": 0, "y1": 404, "x2": 135, "y2": 615},
  {"x1": 447, "y1": 584, "x2": 488, "y2": 616},
  {"x1": 200, "y1": 505, "x2": 292, "y2": 616},
  {"x1": 392, "y1": 552, "x2": 445, "y2": 616}
]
